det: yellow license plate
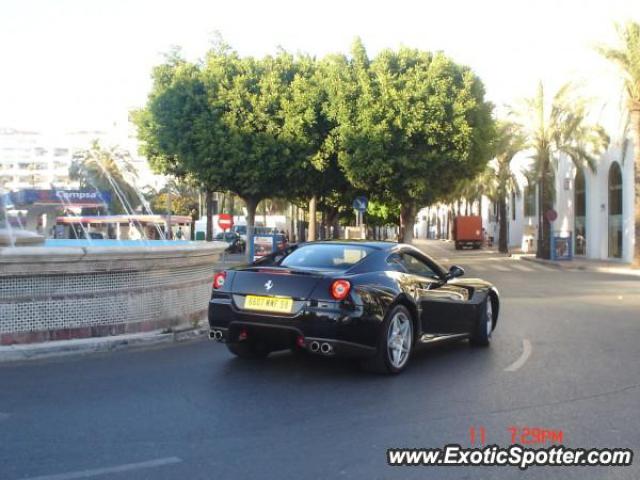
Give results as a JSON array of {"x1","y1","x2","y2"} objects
[{"x1": 244, "y1": 295, "x2": 293, "y2": 313}]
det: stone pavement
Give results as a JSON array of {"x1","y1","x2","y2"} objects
[{"x1": 519, "y1": 254, "x2": 640, "y2": 276}]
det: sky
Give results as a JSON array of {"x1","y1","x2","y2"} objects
[{"x1": 0, "y1": 0, "x2": 638, "y2": 137}]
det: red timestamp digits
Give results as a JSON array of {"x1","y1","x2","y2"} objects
[{"x1": 508, "y1": 425, "x2": 564, "y2": 445}]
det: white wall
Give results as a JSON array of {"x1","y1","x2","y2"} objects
[{"x1": 505, "y1": 139, "x2": 634, "y2": 261}]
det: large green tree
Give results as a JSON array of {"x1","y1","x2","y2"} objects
[
  {"x1": 131, "y1": 50, "x2": 218, "y2": 238},
  {"x1": 134, "y1": 45, "x2": 310, "y2": 258},
  {"x1": 519, "y1": 82, "x2": 609, "y2": 259},
  {"x1": 335, "y1": 40, "x2": 495, "y2": 243},
  {"x1": 597, "y1": 21, "x2": 640, "y2": 265}
]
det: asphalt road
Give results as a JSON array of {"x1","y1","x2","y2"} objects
[{"x1": 1, "y1": 240, "x2": 639, "y2": 480}]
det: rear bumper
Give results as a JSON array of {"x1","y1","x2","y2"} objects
[{"x1": 208, "y1": 294, "x2": 380, "y2": 358}]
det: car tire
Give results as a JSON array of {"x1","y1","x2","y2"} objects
[
  {"x1": 470, "y1": 295, "x2": 494, "y2": 347},
  {"x1": 361, "y1": 304, "x2": 414, "y2": 375},
  {"x1": 226, "y1": 341, "x2": 270, "y2": 359}
]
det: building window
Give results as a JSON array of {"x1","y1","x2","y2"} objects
[
  {"x1": 608, "y1": 162, "x2": 623, "y2": 258},
  {"x1": 574, "y1": 169, "x2": 586, "y2": 255},
  {"x1": 523, "y1": 184, "x2": 536, "y2": 217}
]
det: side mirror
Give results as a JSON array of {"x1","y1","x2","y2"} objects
[{"x1": 446, "y1": 265, "x2": 465, "y2": 280}]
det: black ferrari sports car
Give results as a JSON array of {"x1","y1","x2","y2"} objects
[{"x1": 208, "y1": 240, "x2": 499, "y2": 374}]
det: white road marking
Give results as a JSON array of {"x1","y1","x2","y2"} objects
[
  {"x1": 504, "y1": 339, "x2": 532, "y2": 372},
  {"x1": 22, "y1": 457, "x2": 182, "y2": 480}
]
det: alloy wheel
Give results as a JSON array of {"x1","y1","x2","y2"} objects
[{"x1": 387, "y1": 311, "x2": 412, "y2": 369}]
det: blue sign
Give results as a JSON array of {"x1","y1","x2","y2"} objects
[
  {"x1": 9, "y1": 189, "x2": 111, "y2": 207},
  {"x1": 352, "y1": 196, "x2": 368, "y2": 212},
  {"x1": 550, "y1": 231, "x2": 573, "y2": 261}
]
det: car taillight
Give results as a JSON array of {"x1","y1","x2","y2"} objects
[
  {"x1": 213, "y1": 271, "x2": 226, "y2": 289},
  {"x1": 330, "y1": 280, "x2": 351, "y2": 300}
]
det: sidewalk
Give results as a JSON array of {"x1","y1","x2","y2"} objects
[{"x1": 519, "y1": 254, "x2": 640, "y2": 276}]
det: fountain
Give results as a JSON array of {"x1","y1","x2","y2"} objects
[{"x1": 0, "y1": 187, "x2": 227, "y2": 346}]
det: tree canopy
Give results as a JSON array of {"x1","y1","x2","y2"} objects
[
  {"x1": 133, "y1": 38, "x2": 496, "y2": 247},
  {"x1": 334, "y1": 40, "x2": 495, "y2": 241}
]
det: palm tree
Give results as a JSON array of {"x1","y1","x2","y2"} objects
[
  {"x1": 69, "y1": 140, "x2": 140, "y2": 215},
  {"x1": 519, "y1": 82, "x2": 609, "y2": 259},
  {"x1": 597, "y1": 21, "x2": 640, "y2": 265},
  {"x1": 491, "y1": 122, "x2": 526, "y2": 253}
]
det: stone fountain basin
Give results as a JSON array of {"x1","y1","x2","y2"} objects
[
  {"x1": 0, "y1": 241, "x2": 229, "y2": 345},
  {"x1": 0, "y1": 229, "x2": 45, "y2": 246}
]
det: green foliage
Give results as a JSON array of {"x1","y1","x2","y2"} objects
[
  {"x1": 366, "y1": 200, "x2": 400, "y2": 226},
  {"x1": 133, "y1": 37, "x2": 496, "y2": 244},
  {"x1": 596, "y1": 21, "x2": 640, "y2": 107},
  {"x1": 69, "y1": 140, "x2": 140, "y2": 215},
  {"x1": 334, "y1": 41, "x2": 495, "y2": 240},
  {"x1": 493, "y1": 121, "x2": 526, "y2": 200},
  {"x1": 147, "y1": 177, "x2": 199, "y2": 216}
]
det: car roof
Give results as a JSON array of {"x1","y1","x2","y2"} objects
[{"x1": 298, "y1": 240, "x2": 399, "y2": 251}]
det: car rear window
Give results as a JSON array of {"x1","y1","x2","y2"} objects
[{"x1": 280, "y1": 244, "x2": 373, "y2": 270}]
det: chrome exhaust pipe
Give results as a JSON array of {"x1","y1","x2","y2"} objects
[
  {"x1": 209, "y1": 330, "x2": 223, "y2": 341},
  {"x1": 309, "y1": 341, "x2": 320, "y2": 353},
  {"x1": 320, "y1": 342, "x2": 333, "y2": 354}
]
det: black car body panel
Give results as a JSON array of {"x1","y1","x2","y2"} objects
[{"x1": 208, "y1": 241, "x2": 499, "y2": 359}]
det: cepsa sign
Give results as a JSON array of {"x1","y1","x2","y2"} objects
[{"x1": 218, "y1": 213, "x2": 234, "y2": 231}]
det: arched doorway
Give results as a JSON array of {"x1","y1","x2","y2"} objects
[
  {"x1": 608, "y1": 162, "x2": 623, "y2": 258},
  {"x1": 574, "y1": 169, "x2": 587, "y2": 255}
]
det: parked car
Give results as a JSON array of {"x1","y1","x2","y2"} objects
[
  {"x1": 208, "y1": 241, "x2": 499, "y2": 374},
  {"x1": 215, "y1": 231, "x2": 245, "y2": 253}
]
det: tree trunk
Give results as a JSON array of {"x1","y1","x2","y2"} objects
[
  {"x1": 436, "y1": 215, "x2": 441, "y2": 239},
  {"x1": 244, "y1": 197, "x2": 258, "y2": 262},
  {"x1": 426, "y1": 214, "x2": 431, "y2": 240},
  {"x1": 465, "y1": 201, "x2": 470, "y2": 216},
  {"x1": 205, "y1": 189, "x2": 213, "y2": 242},
  {"x1": 308, "y1": 195, "x2": 317, "y2": 241},
  {"x1": 320, "y1": 209, "x2": 327, "y2": 240},
  {"x1": 228, "y1": 192, "x2": 235, "y2": 215},
  {"x1": 399, "y1": 202, "x2": 416, "y2": 243},
  {"x1": 498, "y1": 193, "x2": 508, "y2": 253},
  {"x1": 631, "y1": 108, "x2": 640, "y2": 267},
  {"x1": 332, "y1": 211, "x2": 340, "y2": 239},
  {"x1": 219, "y1": 192, "x2": 226, "y2": 214},
  {"x1": 536, "y1": 160, "x2": 553, "y2": 259},
  {"x1": 478, "y1": 196, "x2": 484, "y2": 220}
]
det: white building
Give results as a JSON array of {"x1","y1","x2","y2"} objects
[
  {"x1": 416, "y1": 138, "x2": 636, "y2": 263},
  {"x1": 0, "y1": 126, "x2": 162, "y2": 193}
]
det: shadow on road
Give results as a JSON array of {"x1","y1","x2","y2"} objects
[{"x1": 214, "y1": 338, "x2": 494, "y2": 384}]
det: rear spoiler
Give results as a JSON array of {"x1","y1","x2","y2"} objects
[{"x1": 241, "y1": 266, "x2": 318, "y2": 276}]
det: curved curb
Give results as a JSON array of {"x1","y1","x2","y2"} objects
[{"x1": 0, "y1": 326, "x2": 208, "y2": 364}]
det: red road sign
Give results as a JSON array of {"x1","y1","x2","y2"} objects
[{"x1": 218, "y1": 213, "x2": 234, "y2": 230}]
